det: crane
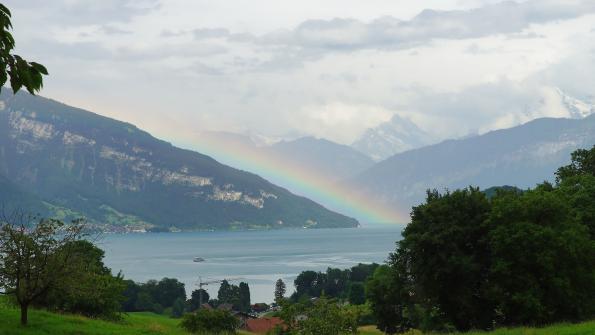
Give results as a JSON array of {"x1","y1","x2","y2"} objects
[{"x1": 195, "y1": 276, "x2": 243, "y2": 306}]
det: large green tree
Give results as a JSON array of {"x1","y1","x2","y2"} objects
[
  {"x1": 39, "y1": 240, "x2": 126, "y2": 320},
  {"x1": 0, "y1": 216, "x2": 86, "y2": 325},
  {"x1": 238, "y1": 282, "x2": 251, "y2": 312},
  {"x1": 0, "y1": 4, "x2": 47, "y2": 94},
  {"x1": 368, "y1": 147, "x2": 595, "y2": 333},
  {"x1": 398, "y1": 187, "x2": 493, "y2": 331},
  {"x1": 488, "y1": 184, "x2": 595, "y2": 324}
]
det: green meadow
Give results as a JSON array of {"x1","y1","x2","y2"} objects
[{"x1": 0, "y1": 300, "x2": 593, "y2": 335}]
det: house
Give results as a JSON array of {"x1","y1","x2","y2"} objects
[{"x1": 244, "y1": 317, "x2": 285, "y2": 334}]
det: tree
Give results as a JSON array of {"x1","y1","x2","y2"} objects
[
  {"x1": 556, "y1": 145, "x2": 595, "y2": 182},
  {"x1": 39, "y1": 240, "x2": 126, "y2": 320},
  {"x1": 172, "y1": 297, "x2": 186, "y2": 318},
  {"x1": 488, "y1": 185, "x2": 595, "y2": 325},
  {"x1": 349, "y1": 263, "x2": 379, "y2": 282},
  {"x1": 325, "y1": 268, "x2": 348, "y2": 298},
  {"x1": 366, "y1": 265, "x2": 410, "y2": 334},
  {"x1": 154, "y1": 277, "x2": 186, "y2": 308},
  {"x1": 238, "y1": 282, "x2": 251, "y2": 312},
  {"x1": 0, "y1": 214, "x2": 86, "y2": 325},
  {"x1": 293, "y1": 270, "x2": 326, "y2": 299},
  {"x1": 189, "y1": 288, "x2": 210, "y2": 311},
  {"x1": 398, "y1": 187, "x2": 493, "y2": 331},
  {"x1": 0, "y1": 4, "x2": 48, "y2": 95},
  {"x1": 347, "y1": 282, "x2": 365, "y2": 305},
  {"x1": 122, "y1": 280, "x2": 141, "y2": 312},
  {"x1": 275, "y1": 278, "x2": 287, "y2": 303},
  {"x1": 134, "y1": 291, "x2": 154, "y2": 312}
]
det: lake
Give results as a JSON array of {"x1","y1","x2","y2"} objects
[{"x1": 100, "y1": 225, "x2": 403, "y2": 303}]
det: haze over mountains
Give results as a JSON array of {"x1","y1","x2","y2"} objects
[
  {"x1": 1, "y1": 87, "x2": 595, "y2": 227},
  {"x1": 350, "y1": 114, "x2": 595, "y2": 215},
  {"x1": 351, "y1": 114, "x2": 436, "y2": 161},
  {"x1": 191, "y1": 89, "x2": 595, "y2": 223},
  {"x1": 0, "y1": 92, "x2": 358, "y2": 231}
]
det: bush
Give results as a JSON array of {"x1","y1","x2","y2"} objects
[
  {"x1": 180, "y1": 309, "x2": 239, "y2": 334},
  {"x1": 278, "y1": 297, "x2": 360, "y2": 335}
]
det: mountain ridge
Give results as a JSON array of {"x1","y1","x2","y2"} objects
[
  {"x1": 349, "y1": 114, "x2": 595, "y2": 215},
  {"x1": 0, "y1": 91, "x2": 358, "y2": 231}
]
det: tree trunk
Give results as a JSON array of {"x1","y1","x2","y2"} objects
[{"x1": 20, "y1": 303, "x2": 28, "y2": 325}]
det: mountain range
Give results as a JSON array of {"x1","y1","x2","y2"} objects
[
  {"x1": 0, "y1": 92, "x2": 358, "y2": 231},
  {"x1": 350, "y1": 114, "x2": 595, "y2": 215},
  {"x1": 351, "y1": 114, "x2": 434, "y2": 161}
]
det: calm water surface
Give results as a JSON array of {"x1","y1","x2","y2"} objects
[{"x1": 101, "y1": 226, "x2": 403, "y2": 303}]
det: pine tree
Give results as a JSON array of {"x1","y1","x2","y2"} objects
[
  {"x1": 238, "y1": 282, "x2": 251, "y2": 312},
  {"x1": 274, "y1": 279, "x2": 286, "y2": 303}
]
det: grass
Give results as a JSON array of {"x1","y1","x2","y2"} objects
[
  {"x1": 0, "y1": 297, "x2": 593, "y2": 335},
  {"x1": 0, "y1": 308, "x2": 189, "y2": 335},
  {"x1": 0, "y1": 299, "x2": 259, "y2": 335},
  {"x1": 357, "y1": 322, "x2": 595, "y2": 335}
]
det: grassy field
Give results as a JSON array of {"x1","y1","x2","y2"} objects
[
  {"x1": 0, "y1": 298, "x2": 594, "y2": 335},
  {"x1": 358, "y1": 322, "x2": 595, "y2": 335}
]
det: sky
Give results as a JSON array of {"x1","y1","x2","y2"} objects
[{"x1": 4, "y1": 0, "x2": 595, "y2": 145}]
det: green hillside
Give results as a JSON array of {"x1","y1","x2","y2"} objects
[
  {"x1": 0, "y1": 91, "x2": 358, "y2": 231},
  {"x1": 1, "y1": 301, "x2": 593, "y2": 335}
]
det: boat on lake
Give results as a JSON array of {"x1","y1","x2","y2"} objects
[{"x1": 193, "y1": 257, "x2": 205, "y2": 262}]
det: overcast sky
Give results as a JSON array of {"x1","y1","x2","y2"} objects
[{"x1": 5, "y1": 0, "x2": 595, "y2": 145}]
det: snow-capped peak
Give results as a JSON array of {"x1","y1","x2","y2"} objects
[
  {"x1": 557, "y1": 88, "x2": 594, "y2": 119},
  {"x1": 351, "y1": 114, "x2": 434, "y2": 161}
]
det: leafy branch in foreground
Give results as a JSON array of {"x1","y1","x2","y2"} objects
[{"x1": 0, "y1": 3, "x2": 48, "y2": 94}]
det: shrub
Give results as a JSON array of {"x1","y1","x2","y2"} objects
[{"x1": 180, "y1": 309, "x2": 239, "y2": 334}]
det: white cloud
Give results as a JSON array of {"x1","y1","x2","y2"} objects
[
  {"x1": 2, "y1": 0, "x2": 595, "y2": 147},
  {"x1": 292, "y1": 102, "x2": 394, "y2": 143}
]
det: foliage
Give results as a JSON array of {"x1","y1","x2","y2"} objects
[
  {"x1": 172, "y1": 298, "x2": 186, "y2": 318},
  {"x1": 122, "y1": 278, "x2": 186, "y2": 314},
  {"x1": 217, "y1": 280, "x2": 251, "y2": 311},
  {"x1": 291, "y1": 263, "x2": 379, "y2": 302},
  {"x1": 0, "y1": 4, "x2": 48, "y2": 95},
  {"x1": 179, "y1": 308, "x2": 239, "y2": 334},
  {"x1": 0, "y1": 215, "x2": 86, "y2": 325},
  {"x1": 365, "y1": 265, "x2": 411, "y2": 334},
  {"x1": 487, "y1": 184, "x2": 595, "y2": 325},
  {"x1": 188, "y1": 289, "x2": 210, "y2": 312},
  {"x1": 399, "y1": 187, "x2": 493, "y2": 331},
  {"x1": 277, "y1": 297, "x2": 360, "y2": 335},
  {"x1": 556, "y1": 146, "x2": 595, "y2": 182},
  {"x1": 367, "y1": 146, "x2": 595, "y2": 333},
  {"x1": 238, "y1": 282, "x2": 251, "y2": 313},
  {"x1": 347, "y1": 283, "x2": 365, "y2": 305},
  {"x1": 275, "y1": 279, "x2": 287, "y2": 303},
  {"x1": 38, "y1": 240, "x2": 126, "y2": 320}
]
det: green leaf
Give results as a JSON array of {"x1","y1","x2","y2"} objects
[
  {"x1": 9, "y1": 72, "x2": 21, "y2": 93},
  {"x1": 0, "y1": 4, "x2": 12, "y2": 18},
  {"x1": 30, "y1": 62, "x2": 48, "y2": 75}
]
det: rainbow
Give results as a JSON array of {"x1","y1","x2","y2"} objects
[{"x1": 173, "y1": 134, "x2": 408, "y2": 225}]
